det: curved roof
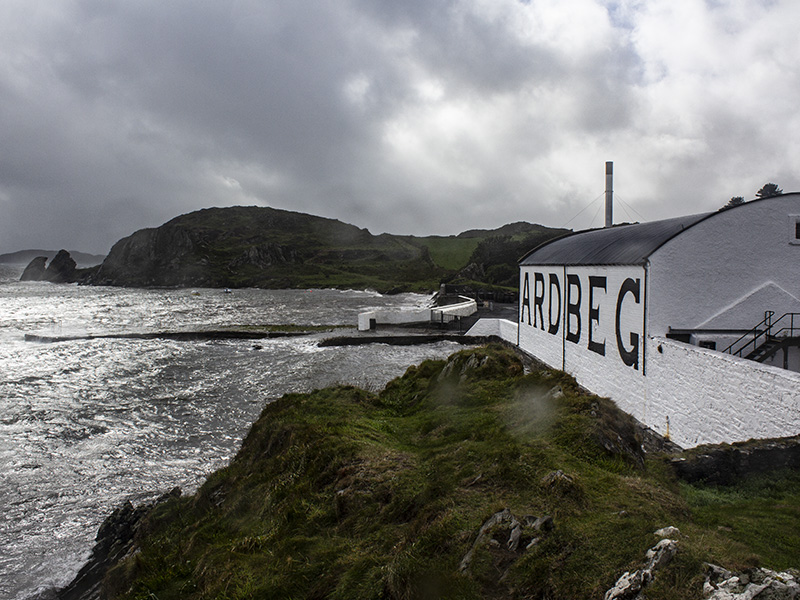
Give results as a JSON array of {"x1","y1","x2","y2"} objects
[{"x1": 519, "y1": 212, "x2": 712, "y2": 266}]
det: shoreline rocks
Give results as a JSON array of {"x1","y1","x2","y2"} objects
[
  {"x1": 56, "y1": 488, "x2": 181, "y2": 600},
  {"x1": 20, "y1": 256, "x2": 48, "y2": 281},
  {"x1": 20, "y1": 250, "x2": 78, "y2": 283}
]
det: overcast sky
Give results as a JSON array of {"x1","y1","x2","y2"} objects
[{"x1": 1, "y1": 0, "x2": 799, "y2": 254}]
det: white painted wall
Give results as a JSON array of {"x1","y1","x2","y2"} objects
[
  {"x1": 465, "y1": 318, "x2": 517, "y2": 342},
  {"x1": 518, "y1": 265, "x2": 646, "y2": 394},
  {"x1": 648, "y1": 195, "x2": 800, "y2": 336},
  {"x1": 357, "y1": 308, "x2": 432, "y2": 330},
  {"x1": 432, "y1": 298, "x2": 478, "y2": 320},
  {"x1": 518, "y1": 266, "x2": 569, "y2": 369},
  {"x1": 643, "y1": 337, "x2": 800, "y2": 447},
  {"x1": 561, "y1": 266, "x2": 647, "y2": 402}
]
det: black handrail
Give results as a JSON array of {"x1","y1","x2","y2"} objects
[{"x1": 723, "y1": 311, "x2": 800, "y2": 357}]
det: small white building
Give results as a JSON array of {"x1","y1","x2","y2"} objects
[{"x1": 516, "y1": 193, "x2": 800, "y2": 447}]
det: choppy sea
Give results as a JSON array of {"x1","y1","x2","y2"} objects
[{"x1": 0, "y1": 264, "x2": 467, "y2": 599}]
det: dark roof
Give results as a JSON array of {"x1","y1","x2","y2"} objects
[{"x1": 520, "y1": 212, "x2": 712, "y2": 266}]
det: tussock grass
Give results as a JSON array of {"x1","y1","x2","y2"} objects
[{"x1": 107, "y1": 345, "x2": 800, "y2": 599}]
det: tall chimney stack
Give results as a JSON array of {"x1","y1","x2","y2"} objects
[{"x1": 605, "y1": 161, "x2": 613, "y2": 228}]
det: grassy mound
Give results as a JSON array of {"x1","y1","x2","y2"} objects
[{"x1": 103, "y1": 345, "x2": 800, "y2": 599}]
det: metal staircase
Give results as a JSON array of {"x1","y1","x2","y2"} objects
[
  {"x1": 744, "y1": 337, "x2": 782, "y2": 361},
  {"x1": 723, "y1": 311, "x2": 800, "y2": 363}
]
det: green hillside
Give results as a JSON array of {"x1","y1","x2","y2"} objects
[
  {"x1": 95, "y1": 345, "x2": 800, "y2": 599},
  {"x1": 401, "y1": 235, "x2": 483, "y2": 271}
]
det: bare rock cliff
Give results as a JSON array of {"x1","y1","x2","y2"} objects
[{"x1": 92, "y1": 225, "x2": 211, "y2": 287}]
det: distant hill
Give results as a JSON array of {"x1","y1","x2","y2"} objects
[
  {"x1": 449, "y1": 223, "x2": 569, "y2": 288},
  {"x1": 88, "y1": 206, "x2": 566, "y2": 292},
  {"x1": 0, "y1": 249, "x2": 106, "y2": 268},
  {"x1": 456, "y1": 221, "x2": 556, "y2": 239}
]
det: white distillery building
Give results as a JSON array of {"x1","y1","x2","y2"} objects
[{"x1": 514, "y1": 193, "x2": 800, "y2": 448}]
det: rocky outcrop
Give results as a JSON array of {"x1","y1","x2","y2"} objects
[
  {"x1": 20, "y1": 250, "x2": 77, "y2": 283},
  {"x1": 227, "y1": 242, "x2": 299, "y2": 270},
  {"x1": 57, "y1": 488, "x2": 181, "y2": 600},
  {"x1": 671, "y1": 435, "x2": 800, "y2": 485},
  {"x1": 604, "y1": 528, "x2": 680, "y2": 600},
  {"x1": 459, "y1": 508, "x2": 556, "y2": 576},
  {"x1": 45, "y1": 250, "x2": 77, "y2": 282},
  {"x1": 90, "y1": 225, "x2": 207, "y2": 287},
  {"x1": 20, "y1": 256, "x2": 48, "y2": 280},
  {"x1": 704, "y1": 563, "x2": 800, "y2": 599}
]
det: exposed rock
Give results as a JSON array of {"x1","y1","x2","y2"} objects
[
  {"x1": 588, "y1": 399, "x2": 649, "y2": 469},
  {"x1": 459, "y1": 508, "x2": 555, "y2": 574},
  {"x1": 57, "y1": 488, "x2": 181, "y2": 600},
  {"x1": 654, "y1": 526, "x2": 681, "y2": 538},
  {"x1": 457, "y1": 262, "x2": 486, "y2": 281},
  {"x1": 459, "y1": 508, "x2": 513, "y2": 572},
  {"x1": 531, "y1": 515, "x2": 555, "y2": 532},
  {"x1": 541, "y1": 385, "x2": 564, "y2": 402},
  {"x1": 438, "y1": 352, "x2": 490, "y2": 382},
  {"x1": 704, "y1": 563, "x2": 800, "y2": 599},
  {"x1": 671, "y1": 435, "x2": 800, "y2": 486},
  {"x1": 541, "y1": 469, "x2": 577, "y2": 494},
  {"x1": 20, "y1": 256, "x2": 48, "y2": 281},
  {"x1": 636, "y1": 422, "x2": 683, "y2": 455},
  {"x1": 604, "y1": 532, "x2": 678, "y2": 600},
  {"x1": 91, "y1": 225, "x2": 204, "y2": 287},
  {"x1": 227, "y1": 243, "x2": 299, "y2": 270},
  {"x1": 44, "y1": 250, "x2": 77, "y2": 283},
  {"x1": 507, "y1": 520, "x2": 523, "y2": 551},
  {"x1": 20, "y1": 250, "x2": 80, "y2": 283},
  {"x1": 645, "y1": 538, "x2": 678, "y2": 572},
  {"x1": 605, "y1": 569, "x2": 651, "y2": 600}
]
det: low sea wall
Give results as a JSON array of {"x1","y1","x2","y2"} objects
[{"x1": 358, "y1": 296, "x2": 477, "y2": 331}]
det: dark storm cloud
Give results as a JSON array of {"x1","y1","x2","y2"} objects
[{"x1": 1, "y1": 0, "x2": 799, "y2": 253}]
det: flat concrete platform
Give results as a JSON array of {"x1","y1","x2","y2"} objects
[{"x1": 318, "y1": 334, "x2": 497, "y2": 347}]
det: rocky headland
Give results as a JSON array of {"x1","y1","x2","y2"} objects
[
  {"x1": 52, "y1": 345, "x2": 800, "y2": 600},
  {"x1": 77, "y1": 205, "x2": 564, "y2": 291}
]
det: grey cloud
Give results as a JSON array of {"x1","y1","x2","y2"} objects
[{"x1": 1, "y1": 0, "x2": 799, "y2": 253}]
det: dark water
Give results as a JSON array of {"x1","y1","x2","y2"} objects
[{"x1": 0, "y1": 267, "x2": 466, "y2": 599}]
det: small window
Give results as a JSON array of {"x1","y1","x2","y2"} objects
[
  {"x1": 698, "y1": 340, "x2": 716, "y2": 350},
  {"x1": 790, "y1": 216, "x2": 800, "y2": 245}
]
